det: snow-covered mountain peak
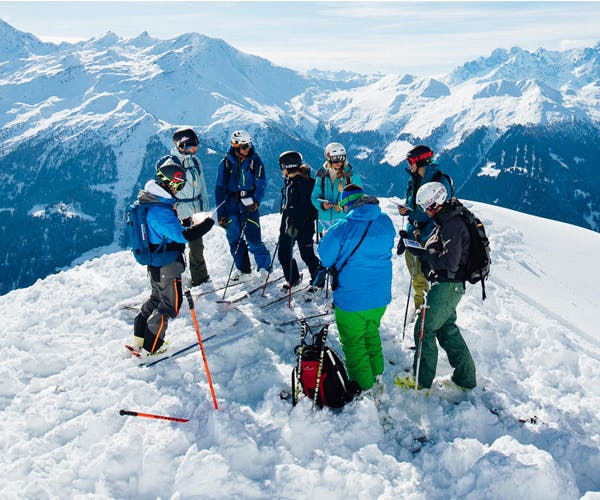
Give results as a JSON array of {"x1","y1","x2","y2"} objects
[{"x1": 0, "y1": 18, "x2": 55, "y2": 59}]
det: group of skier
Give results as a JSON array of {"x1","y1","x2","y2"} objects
[{"x1": 131, "y1": 127, "x2": 478, "y2": 401}]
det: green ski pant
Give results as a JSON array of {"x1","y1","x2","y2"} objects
[
  {"x1": 405, "y1": 251, "x2": 429, "y2": 309},
  {"x1": 413, "y1": 282, "x2": 476, "y2": 389},
  {"x1": 334, "y1": 306, "x2": 387, "y2": 391}
]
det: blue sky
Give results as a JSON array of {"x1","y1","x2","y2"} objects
[{"x1": 1, "y1": 1, "x2": 599, "y2": 75}]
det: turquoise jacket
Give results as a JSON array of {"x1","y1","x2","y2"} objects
[{"x1": 318, "y1": 197, "x2": 395, "y2": 312}]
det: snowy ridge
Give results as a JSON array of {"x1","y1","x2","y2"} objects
[{"x1": 1, "y1": 201, "x2": 598, "y2": 498}]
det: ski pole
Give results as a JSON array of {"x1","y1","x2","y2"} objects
[
  {"x1": 293, "y1": 320, "x2": 310, "y2": 406},
  {"x1": 222, "y1": 219, "x2": 247, "y2": 300},
  {"x1": 261, "y1": 239, "x2": 280, "y2": 297},
  {"x1": 119, "y1": 409, "x2": 189, "y2": 423},
  {"x1": 185, "y1": 290, "x2": 219, "y2": 410},
  {"x1": 288, "y1": 235, "x2": 296, "y2": 308},
  {"x1": 312, "y1": 324, "x2": 329, "y2": 409},
  {"x1": 402, "y1": 256, "x2": 418, "y2": 341},
  {"x1": 414, "y1": 293, "x2": 428, "y2": 393}
]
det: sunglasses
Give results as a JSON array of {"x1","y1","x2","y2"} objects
[{"x1": 238, "y1": 144, "x2": 251, "y2": 150}]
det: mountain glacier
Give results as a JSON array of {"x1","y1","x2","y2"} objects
[{"x1": 0, "y1": 18, "x2": 599, "y2": 294}]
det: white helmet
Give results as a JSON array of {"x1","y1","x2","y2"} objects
[
  {"x1": 324, "y1": 142, "x2": 347, "y2": 163},
  {"x1": 230, "y1": 130, "x2": 252, "y2": 147},
  {"x1": 416, "y1": 182, "x2": 448, "y2": 212}
]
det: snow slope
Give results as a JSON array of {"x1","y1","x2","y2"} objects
[{"x1": 1, "y1": 200, "x2": 599, "y2": 499}]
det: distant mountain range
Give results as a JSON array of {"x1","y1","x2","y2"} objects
[{"x1": 1, "y1": 18, "x2": 598, "y2": 294}]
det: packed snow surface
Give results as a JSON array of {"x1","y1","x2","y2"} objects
[{"x1": 1, "y1": 201, "x2": 598, "y2": 499}]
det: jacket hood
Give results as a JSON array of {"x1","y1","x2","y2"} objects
[
  {"x1": 138, "y1": 180, "x2": 175, "y2": 204},
  {"x1": 346, "y1": 196, "x2": 381, "y2": 221}
]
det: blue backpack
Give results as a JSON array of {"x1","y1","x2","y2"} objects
[{"x1": 125, "y1": 200, "x2": 165, "y2": 265}]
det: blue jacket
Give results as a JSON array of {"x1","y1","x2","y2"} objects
[
  {"x1": 311, "y1": 162, "x2": 362, "y2": 231},
  {"x1": 404, "y1": 163, "x2": 453, "y2": 242},
  {"x1": 318, "y1": 197, "x2": 395, "y2": 312},
  {"x1": 215, "y1": 146, "x2": 266, "y2": 219},
  {"x1": 139, "y1": 180, "x2": 188, "y2": 268}
]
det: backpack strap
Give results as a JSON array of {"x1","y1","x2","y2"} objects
[{"x1": 332, "y1": 220, "x2": 373, "y2": 277}]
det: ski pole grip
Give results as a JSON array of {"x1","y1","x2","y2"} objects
[
  {"x1": 185, "y1": 290, "x2": 194, "y2": 310},
  {"x1": 119, "y1": 409, "x2": 136, "y2": 417}
]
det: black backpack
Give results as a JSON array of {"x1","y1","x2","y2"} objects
[
  {"x1": 455, "y1": 200, "x2": 491, "y2": 300},
  {"x1": 291, "y1": 321, "x2": 359, "y2": 408}
]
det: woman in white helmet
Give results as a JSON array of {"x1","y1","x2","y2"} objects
[{"x1": 311, "y1": 142, "x2": 362, "y2": 234}]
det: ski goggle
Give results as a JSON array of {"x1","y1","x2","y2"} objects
[
  {"x1": 232, "y1": 141, "x2": 252, "y2": 149},
  {"x1": 157, "y1": 170, "x2": 186, "y2": 192},
  {"x1": 407, "y1": 150, "x2": 433, "y2": 166},
  {"x1": 329, "y1": 155, "x2": 346, "y2": 164},
  {"x1": 177, "y1": 137, "x2": 199, "y2": 150}
]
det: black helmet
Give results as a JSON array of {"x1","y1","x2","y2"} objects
[
  {"x1": 406, "y1": 145, "x2": 434, "y2": 167},
  {"x1": 172, "y1": 128, "x2": 199, "y2": 151},
  {"x1": 156, "y1": 159, "x2": 186, "y2": 194},
  {"x1": 278, "y1": 151, "x2": 303, "y2": 170}
]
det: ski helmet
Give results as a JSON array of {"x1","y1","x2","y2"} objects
[
  {"x1": 406, "y1": 145, "x2": 434, "y2": 167},
  {"x1": 324, "y1": 142, "x2": 347, "y2": 164},
  {"x1": 278, "y1": 151, "x2": 303, "y2": 170},
  {"x1": 172, "y1": 128, "x2": 199, "y2": 151},
  {"x1": 156, "y1": 159, "x2": 186, "y2": 194},
  {"x1": 416, "y1": 182, "x2": 447, "y2": 213},
  {"x1": 230, "y1": 130, "x2": 252, "y2": 148}
]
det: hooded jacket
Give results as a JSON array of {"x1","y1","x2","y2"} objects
[
  {"x1": 311, "y1": 162, "x2": 362, "y2": 226},
  {"x1": 154, "y1": 148, "x2": 210, "y2": 220},
  {"x1": 138, "y1": 180, "x2": 188, "y2": 267},
  {"x1": 318, "y1": 196, "x2": 396, "y2": 312},
  {"x1": 279, "y1": 165, "x2": 317, "y2": 234},
  {"x1": 215, "y1": 146, "x2": 266, "y2": 220},
  {"x1": 404, "y1": 163, "x2": 453, "y2": 242}
]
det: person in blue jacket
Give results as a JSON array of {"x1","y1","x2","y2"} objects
[
  {"x1": 215, "y1": 130, "x2": 271, "y2": 280},
  {"x1": 318, "y1": 184, "x2": 396, "y2": 392},
  {"x1": 397, "y1": 145, "x2": 454, "y2": 310},
  {"x1": 133, "y1": 159, "x2": 214, "y2": 356},
  {"x1": 311, "y1": 142, "x2": 362, "y2": 235}
]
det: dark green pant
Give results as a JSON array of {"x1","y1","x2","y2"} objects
[
  {"x1": 413, "y1": 282, "x2": 476, "y2": 389},
  {"x1": 188, "y1": 237, "x2": 209, "y2": 286}
]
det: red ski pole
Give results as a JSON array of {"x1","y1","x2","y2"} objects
[
  {"x1": 119, "y1": 409, "x2": 189, "y2": 423},
  {"x1": 185, "y1": 290, "x2": 219, "y2": 409}
]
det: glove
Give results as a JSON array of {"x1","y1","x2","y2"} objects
[
  {"x1": 181, "y1": 217, "x2": 193, "y2": 228},
  {"x1": 286, "y1": 224, "x2": 299, "y2": 238},
  {"x1": 183, "y1": 218, "x2": 215, "y2": 241},
  {"x1": 396, "y1": 230, "x2": 408, "y2": 255},
  {"x1": 218, "y1": 216, "x2": 231, "y2": 229},
  {"x1": 246, "y1": 202, "x2": 259, "y2": 212}
]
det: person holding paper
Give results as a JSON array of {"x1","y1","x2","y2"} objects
[
  {"x1": 214, "y1": 130, "x2": 271, "y2": 280},
  {"x1": 396, "y1": 145, "x2": 454, "y2": 310},
  {"x1": 154, "y1": 128, "x2": 211, "y2": 286},
  {"x1": 311, "y1": 142, "x2": 362, "y2": 234}
]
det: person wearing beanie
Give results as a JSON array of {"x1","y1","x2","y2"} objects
[{"x1": 317, "y1": 184, "x2": 396, "y2": 393}]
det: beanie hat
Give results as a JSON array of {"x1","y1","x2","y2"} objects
[{"x1": 339, "y1": 184, "x2": 365, "y2": 209}]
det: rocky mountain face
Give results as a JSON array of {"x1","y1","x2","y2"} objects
[{"x1": 1, "y1": 18, "x2": 598, "y2": 294}]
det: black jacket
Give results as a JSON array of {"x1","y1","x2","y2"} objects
[
  {"x1": 421, "y1": 200, "x2": 470, "y2": 282},
  {"x1": 279, "y1": 166, "x2": 317, "y2": 234}
]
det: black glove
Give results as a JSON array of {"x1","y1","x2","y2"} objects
[
  {"x1": 218, "y1": 216, "x2": 231, "y2": 229},
  {"x1": 181, "y1": 217, "x2": 193, "y2": 228},
  {"x1": 183, "y1": 218, "x2": 215, "y2": 241},
  {"x1": 286, "y1": 224, "x2": 299, "y2": 238},
  {"x1": 396, "y1": 230, "x2": 408, "y2": 255},
  {"x1": 246, "y1": 202, "x2": 259, "y2": 212}
]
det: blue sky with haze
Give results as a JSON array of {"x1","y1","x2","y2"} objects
[{"x1": 1, "y1": 2, "x2": 599, "y2": 75}]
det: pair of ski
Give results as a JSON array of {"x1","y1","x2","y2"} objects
[{"x1": 216, "y1": 275, "x2": 285, "y2": 305}]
